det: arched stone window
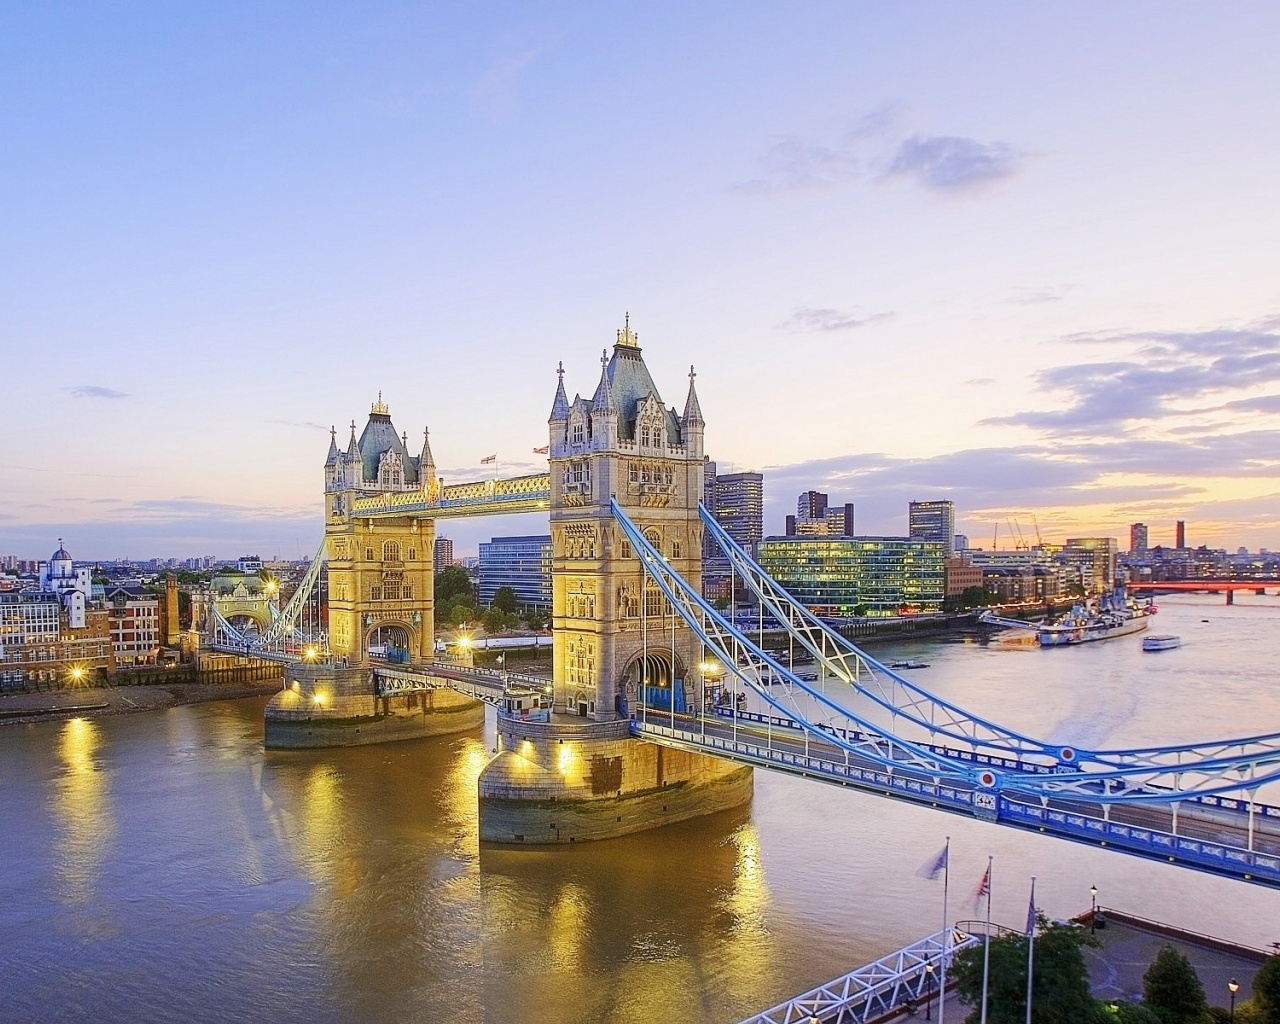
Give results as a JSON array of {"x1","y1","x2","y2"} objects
[{"x1": 382, "y1": 541, "x2": 400, "y2": 562}]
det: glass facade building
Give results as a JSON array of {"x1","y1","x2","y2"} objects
[
  {"x1": 757, "y1": 536, "x2": 945, "y2": 616},
  {"x1": 908, "y1": 500, "x2": 956, "y2": 558},
  {"x1": 478, "y1": 535, "x2": 552, "y2": 609}
]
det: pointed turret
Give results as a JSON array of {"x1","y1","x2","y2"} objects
[
  {"x1": 682, "y1": 365, "x2": 704, "y2": 426},
  {"x1": 324, "y1": 425, "x2": 340, "y2": 468},
  {"x1": 681, "y1": 365, "x2": 705, "y2": 458},
  {"x1": 590, "y1": 349, "x2": 616, "y2": 414},
  {"x1": 590, "y1": 348, "x2": 617, "y2": 450},
  {"x1": 549, "y1": 361, "x2": 570, "y2": 423},
  {"x1": 420, "y1": 427, "x2": 437, "y2": 498}
]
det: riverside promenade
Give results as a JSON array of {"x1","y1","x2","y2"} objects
[{"x1": 739, "y1": 908, "x2": 1273, "y2": 1024}]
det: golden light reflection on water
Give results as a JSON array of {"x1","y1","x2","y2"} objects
[
  {"x1": 296, "y1": 763, "x2": 349, "y2": 896},
  {"x1": 724, "y1": 821, "x2": 771, "y2": 937},
  {"x1": 53, "y1": 717, "x2": 114, "y2": 906},
  {"x1": 442, "y1": 737, "x2": 489, "y2": 858}
]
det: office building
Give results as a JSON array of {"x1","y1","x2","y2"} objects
[
  {"x1": 1176, "y1": 520, "x2": 1186, "y2": 549},
  {"x1": 1063, "y1": 537, "x2": 1118, "y2": 593},
  {"x1": 702, "y1": 463, "x2": 764, "y2": 602},
  {"x1": 478, "y1": 535, "x2": 552, "y2": 609},
  {"x1": 1130, "y1": 523, "x2": 1148, "y2": 556},
  {"x1": 757, "y1": 536, "x2": 945, "y2": 617},
  {"x1": 908, "y1": 500, "x2": 956, "y2": 558},
  {"x1": 434, "y1": 537, "x2": 455, "y2": 570}
]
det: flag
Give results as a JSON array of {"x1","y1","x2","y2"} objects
[
  {"x1": 480, "y1": 454, "x2": 496, "y2": 464},
  {"x1": 532, "y1": 445, "x2": 549, "y2": 454},
  {"x1": 974, "y1": 864, "x2": 991, "y2": 907},
  {"x1": 916, "y1": 844, "x2": 949, "y2": 880},
  {"x1": 1025, "y1": 877, "x2": 1037, "y2": 936}
]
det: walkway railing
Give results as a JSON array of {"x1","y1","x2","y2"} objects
[{"x1": 736, "y1": 927, "x2": 978, "y2": 1024}]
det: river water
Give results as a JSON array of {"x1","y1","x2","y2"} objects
[{"x1": 3, "y1": 594, "x2": 1278, "y2": 1023}]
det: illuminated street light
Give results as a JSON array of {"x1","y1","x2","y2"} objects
[
  {"x1": 303, "y1": 646, "x2": 317, "y2": 662},
  {"x1": 1090, "y1": 885, "x2": 1099, "y2": 934},
  {"x1": 1229, "y1": 978, "x2": 1239, "y2": 1022}
]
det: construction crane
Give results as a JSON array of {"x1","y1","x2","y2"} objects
[
  {"x1": 1031, "y1": 513, "x2": 1044, "y2": 548},
  {"x1": 992, "y1": 523, "x2": 999, "y2": 551},
  {"x1": 1007, "y1": 518, "x2": 1029, "y2": 551}
]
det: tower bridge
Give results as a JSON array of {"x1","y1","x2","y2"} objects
[{"x1": 207, "y1": 316, "x2": 1280, "y2": 885}]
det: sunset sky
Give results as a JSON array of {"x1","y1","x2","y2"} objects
[{"x1": 4, "y1": 3, "x2": 1280, "y2": 559}]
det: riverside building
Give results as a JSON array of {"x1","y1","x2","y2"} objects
[
  {"x1": 478, "y1": 535, "x2": 553, "y2": 610},
  {"x1": 756, "y1": 536, "x2": 945, "y2": 616}
]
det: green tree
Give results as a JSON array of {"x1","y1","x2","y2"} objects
[
  {"x1": 492, "y1": 586, "x2": 519, "y2": 615},
  {"x1": 1143, "y1": 946, "x2": 1209, "y2": 1024},
  {"x1": 481, "y1": 608, "x2": 506, "y2": 633},
  {"x1": 435, "y1": 565, "x2": 473, "y2": 603},
  {"x1": 952, "y1": 917, "x2": 1101, "y2": 1024},
  {"x1": 1252, "y1": 956, "x2": 1280, "y2": 1024}
]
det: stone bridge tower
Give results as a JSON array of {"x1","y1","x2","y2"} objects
[
  {"x1": 323, "y1": 395, "x2": 438, "y2": 665},
  {"x1": 547, "y1": 316, "x2": 706, "y2": 720}
]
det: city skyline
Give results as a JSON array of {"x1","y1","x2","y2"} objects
[{"x1": 5, "y1": 4, "x2": 1280, "y2": 558}]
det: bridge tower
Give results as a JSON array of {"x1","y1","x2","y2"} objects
[
  {"x1": 547, "y1": 316, "x2": 707, "y2": 720},
  {"x1": 265, "y1": 396, "x2": 485, "y2": 749},
  {"x1": 323, "y1": 395, "x2": 438, "y2": 665},
  {"x1": 478, "y1": 318, "x2": 752, "y2": 843}
]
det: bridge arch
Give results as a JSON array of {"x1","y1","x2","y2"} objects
[
  {"x1": 365, "y1": 621, "x2": 414, "y2": 664},
  {"x1": 621, "y1": 649, "x2": 687, "y2": 715}
]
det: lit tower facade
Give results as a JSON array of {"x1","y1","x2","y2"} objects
[
  {"x1": 323, "y1": 396, "x2": 439, "y2": 665},
  {"x1": 546, "y1": 317, "x2": 706, "y2": 720}
]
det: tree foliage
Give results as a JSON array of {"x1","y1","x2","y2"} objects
[
  {"x1": 952, "y1": 917, "x2": 1102, "y2": 1024},
  {"x1": 1143, "y1": 946, "x2": 1209, "y2": 1024},
  {"x1": 1253, "y1": 956, "x2": 1280, "y2": 1024},
  {"x1": 491, "y1": 586, "x2": 519, "y2": 614},
  {"x1": 434, "y1": 565, "x2": 474, "y2": 603}
]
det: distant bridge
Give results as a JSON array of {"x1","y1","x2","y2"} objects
[{"x1": 1128, "y1": 580, "x2": 1279, "y2": 604}]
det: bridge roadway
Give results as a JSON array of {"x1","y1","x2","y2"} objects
[{"x1": 631, "y1": 707, "x2": 1280, "y2": 888}]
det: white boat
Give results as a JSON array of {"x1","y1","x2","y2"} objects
[
  {"x1": 1142, "y1": 634, "x2": 1181, "y2": 652},
  {"x1": 1037, "y1": 588, "x2": 1154, "y2": 647}
]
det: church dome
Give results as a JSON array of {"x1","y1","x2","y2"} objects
[{"x1": 51, "y1": 543, "x2": 72, "y2": 563}]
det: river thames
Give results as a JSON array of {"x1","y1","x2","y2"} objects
[{"x1": 3, "y1": 594, "x2": 1279, "y2": 1023}]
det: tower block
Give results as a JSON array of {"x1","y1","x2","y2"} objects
[
  {"x1": 478, "y1": 319, "x2": 752, "y2": 841},
  {"x1": 264, "y1": 397, "x2": 484, "y2": 748}
]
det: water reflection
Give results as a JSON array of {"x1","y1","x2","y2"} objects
[{"x1": 53, "y1": 717, "x2": 114, "y2": 911}]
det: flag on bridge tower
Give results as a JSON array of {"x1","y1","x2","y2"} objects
[
  {"x1": 480, "y1": 454, "x2": 496, "y2": 464},
  {"x1": 532, "y1": 445, "x2": 549, "y2": 454}
]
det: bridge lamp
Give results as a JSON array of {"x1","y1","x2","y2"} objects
[
  {"x1": 1229, "y1": 978, "x2": 1239, "y2": 1022},
  {"x1": 924, "y1": 962, "x2": 935, "y2": 1020},
  {"x1": 304, "y1": 646, "x2": 317, "y2": 662},
  {"x1": 1089, "y1": 885, "x2": 1098, "y2": 934},
  {"x1": 313, "y1": 692, "x2": 326, "y2": 707}
]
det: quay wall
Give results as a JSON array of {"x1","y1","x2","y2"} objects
[
  {"x1": 478, "y1": 716, "x2": 753, "y2": 844},
  {"x1": 264, "y1": 664, "x2": 484, "y2": 749}
]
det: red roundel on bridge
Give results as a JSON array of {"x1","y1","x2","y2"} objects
[
  {"x1": 978, "y1": 770, "x2": 996, "y2": 788},
  {"x1": 1060, "y1": 747, "x2": 1076, "y2": 762}
]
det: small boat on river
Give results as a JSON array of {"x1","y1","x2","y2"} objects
[{"x1": 1142, "y1": 634, "x2": 1181, "y2": 652}]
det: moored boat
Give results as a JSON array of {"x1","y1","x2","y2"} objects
[
  {"x1": 1037, "y1": 587, "x2": 1154, "y2": 647},
  {"x1": 1142, "y1": 634, "x2": 1181, "y2": 651}
]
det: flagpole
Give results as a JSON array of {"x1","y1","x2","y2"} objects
[
  {"x1": 938, "y1": 836, "x2": 950, "y2": 1024},
  {"x1": 980, "y1": 855, "x2": 993, "y2": 1024},
  {"x1": 1025, "y1": 876, "x2": 1036, "y2": 1024}
]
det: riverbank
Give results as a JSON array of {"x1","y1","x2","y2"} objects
[{"x1": 0, "y1": 680, "x2": 282, "y2": 725}]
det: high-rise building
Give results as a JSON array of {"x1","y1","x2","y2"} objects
[
  {"x1": 1063, "y1": 537, "x2": 1118, "y2": 593},
  {"x1": 1176, "y1": 520, "x2": 1186, "y2": 549},
  {"x1": 434, "y1": 536, "x2": 455, "y2": 571},
  {"x1": 478, "y1": 535, "x2": 552, "y2": 609},
  {"x1": 789, "y1": 492, "x2": 853, "y2": 537},
  {"x1": 1130, "y1": 523, "x2": 1149, "y2": 556},
  {"x1": 797, "y1": 490, "x2": 828, "y2": 520},
  {"x1": 908, "y1": 500, "x2": 956, "y2": 558},
  {"x1": 713, "y1": 472, "x2": 764, "y2": 554}
]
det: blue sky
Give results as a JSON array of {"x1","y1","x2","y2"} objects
[{"x1": 4, "y1": 2, "x2": 1280, "y2": 559}]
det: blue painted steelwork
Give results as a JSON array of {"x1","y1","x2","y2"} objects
[
  {"x1": 697, "y1": 503, "x2": 1280, "y2": 780},
  {"x1": 614, "y1": 500, "x2": 1280, "y2": 805}
]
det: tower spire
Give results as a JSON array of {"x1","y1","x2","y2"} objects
[
  {"x1": 616, "y1": 312, "x2": 639, "y2": 348},
  {"x1": 549, "y1": 360, "x2": 570, "y2": 422},
  {"x1": 682, "y1": 364, "x2": 704, "y2": 426},
  {"x1": 591, "y1": 349, "x2": 616, "y2": 414}
]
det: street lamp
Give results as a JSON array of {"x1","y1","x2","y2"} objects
[
  {"x1": 1090, "y1": 885, "x2": 1099, "y2": 934},
  {"x1": 925, "y1": 962, "x2": 935, "y2": 1020},
  {"x1": 1229, "y1": 978, "x2": 1239, "y2": 1022}
]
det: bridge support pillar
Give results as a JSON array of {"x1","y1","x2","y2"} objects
[
  {"x1": 264, "y1": 663, "x2": 484, "y2": 749},
  {"x1": 477, "y1": 717, "x2": 753, "y2": 844},
  {"x1": 1227, "y1": 590, "x2": 1235, "y2": 605}
]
